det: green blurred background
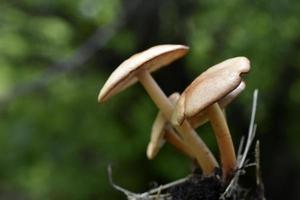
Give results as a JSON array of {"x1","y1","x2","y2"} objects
[{"x1": 0, "y1": 0, "x2": 300, "y2": 199}]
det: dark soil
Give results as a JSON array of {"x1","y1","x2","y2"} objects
[
  {"x1": 168, "y1": 168, "x2": 265, "y2": 200},
  {"x1": 169, "y1": 171, "x2": 223, "y2": 200}
]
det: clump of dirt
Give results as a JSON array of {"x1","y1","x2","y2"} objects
[
  {"x1": 169, "y1": 173, "x2": 223, "y2": 200},
  {"x1": 168, "y1": 168, "x2": 265, "y2": 200}
]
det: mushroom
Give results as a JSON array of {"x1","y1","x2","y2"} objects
[
  {"x1": 190, "y1": 81, "x2": 246, "y2": 128},
  {"x1": 172, "y1": 57, "x2": 250, "y2": 179},
  {"x1": 148, "y1": 82, "x2": 245, "y2": 159},
  {"x1": 98, "y1": 44, "x2": 218, "y2": 175},
  {"x1": 147, "y1": 92, "x2": 194, "y2": 160}
]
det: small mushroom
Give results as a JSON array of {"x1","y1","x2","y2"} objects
[
  {"x1": 190, "y1": 81, "x2": 246, "y2": 128},
  {"x1": 98, "y1": 45, "x2": 218, "y2": 175},
  {"x1": 148, "y1": 82, "x2": 246, "y2": 159},
  {"x1": 147, "y1": 108, "x2": 167, "y2": 159},
  {"x1": 99, "y1": 45, "x2": 188, "y2": 102},
  {"x1": 147, "y1": 92, "x2": 194, "y2": 160},
  {"x1": 172, "y1": 57, "x2": 250, "y2": 179}
]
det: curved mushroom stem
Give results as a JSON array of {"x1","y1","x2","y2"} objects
[
  {"x1": 164, "y1": 126, "x2": 195, "y2": 159},
  {"x1": 147, "y1": 107, "x2": 194, "y2": 160},
  {"x1": 147, "y1": 127, "x2": 194, "y2": 159},
  {"x1": 206, "y1": 103, "x2": 236, "y2": 180},
  {"x1": 137, "y1": 70, "x2": 219, "y2": 176}
]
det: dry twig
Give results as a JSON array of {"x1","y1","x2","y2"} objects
[{"x1": 108, "y1": 165, "x2": 188, "y2": 200}]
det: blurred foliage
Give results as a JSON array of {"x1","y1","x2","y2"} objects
[{"x1": 0, "y1": 0, "x2": 300, "y2": 199}]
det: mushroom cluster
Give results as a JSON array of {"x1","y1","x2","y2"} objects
[{"x1": 98, "y1": 44, "x2": 250, "y2": 181}]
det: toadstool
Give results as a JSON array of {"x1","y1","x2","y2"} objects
[
  {"x1": 148, "y1": 82, "x2": 246, "y2": 160},
  {"x1": 172, "y1": 57, "x2": 250, "y2": 179},
  {"x1": 190, "y1": 81, "x2": 246, "y2": 128}
]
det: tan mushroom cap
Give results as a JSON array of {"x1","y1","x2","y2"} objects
[
  {"x1": 147, "y1": 92, "x2": 180, "y2": 159},
  {"x1": 172, "y1": 57, "x2": 250, "y2": 125},
  {"x1": 147, "y1": 81, "x2": 245, "y2": 159},
  {"x1": 190, "y1": 81, "x2": 246, "y2": 128},
  {"x1": 98, "y1": 44, "x2": 189, "y2": 102}
]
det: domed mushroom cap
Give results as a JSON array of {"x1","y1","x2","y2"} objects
[
  {"x1": 172, "y1": 57, "x2": 250, "y2": 125},
  {"x1": 98, "y1": 44, "x2": 189, "y2": 102},
  {"x1": 189, "y1": 81, "x2": 246, "y2": 128}
]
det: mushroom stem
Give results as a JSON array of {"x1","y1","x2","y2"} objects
[
  {"x1": 206, "y1": 103, "x2": 236, "y2": 179},
  {"x1": 147, "y1": 127, "x2": 194, "y2": 159},
  {"x1": 137, "y1": 70, "x2": 218, "y2": 175},
  {"x1": 164, "y1": 127, "x2": 195, "y2": 159}
]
